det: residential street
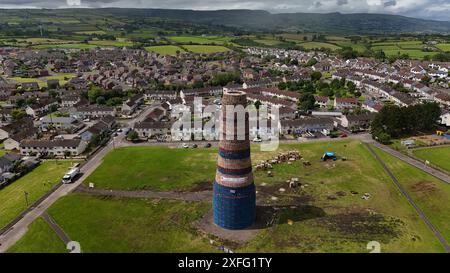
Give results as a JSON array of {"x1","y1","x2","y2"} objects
[{"x1": 0, "y1": 105, "x2": 153, "y2": 252}]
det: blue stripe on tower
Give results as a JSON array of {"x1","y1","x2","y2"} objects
[
  {"x1": 213, "y1": 181, "x2": 256, "y2": 230},
  {"x1": 219, "y1": 149, "x2": 250, "y2": 160}
]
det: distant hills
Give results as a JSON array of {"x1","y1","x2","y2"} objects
[
  {"x1": 1, "y1": 8, "x2": 450, "y2": 35},
  {"x1": 105, "y1": 8, "x2": 450, "y2": 34}
]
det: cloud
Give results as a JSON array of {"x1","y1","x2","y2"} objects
[{"x1": 0, "y1": 0, "x2": 448, "y2": 21}]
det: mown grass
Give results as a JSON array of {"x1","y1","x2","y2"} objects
[
  {"x1": 13, "y1": 194, "x2": 218, "y2": 253},
  {"x1": 144, "y1": 45, "x2": 185, "y2": 55},
  {"x1": 373, "y1": 146, "x2": 450, "y2": 245},
  {"x1": 0, "y1": 160, "x2": 80, "y2": 230},
  {"x1": 413, "y1": 146, "x2": 450, "y2": 173},
  {"x1": 183, "y1": 45, "x2": 230, "y2": 54},
  {"x1": 7, "y1": 217, "x2": 67, "y2": 253}
]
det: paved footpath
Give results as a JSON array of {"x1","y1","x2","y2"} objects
[
  {"x1": 75, "y1": 185, "x2": 212, "y2": 202},
  {"x1": 365, "y1": 143, "x2": 450, "y2": 253},
  {"x1": 42, "y1": 212, "x2": 71, "y2": 245}
]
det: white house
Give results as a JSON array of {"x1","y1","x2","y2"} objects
[
  {"x1": 19, "y1": 139, "x2": 88, "y2": 156},
  {"x1": 441, "y1": 112, "x2": 450, "y2": 127}
]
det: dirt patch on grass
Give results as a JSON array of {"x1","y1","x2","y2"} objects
[
  {"x1": 188, "y1": 181, "x2": 213, "y2": 192},
  {"x1": 411, "y1": 181, "x2": 437, "y2": 194},
  {"x1": 316, "y1": 211, "x2": 404, "y2": 244}
]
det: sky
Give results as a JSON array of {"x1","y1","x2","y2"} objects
[{"x1": 0, "y1": 0, "x2": 449, "y2": 21}]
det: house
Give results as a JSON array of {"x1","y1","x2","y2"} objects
[
  {"x1": 0, "y1": 107, "x2": 13, "y2": 123},
  {"x1": 25, "y1": 99, "x2": 59, "y2": 117},
  {"x1": 145, "y1": 90, "x2": 177, "y2": 100},
  {"x1": 441, "y1": 112, "x2": 450, "y2": 127},
  {"x1": 4, "y1": 127, "x2": 38, "y2": 150},
  {"x1": 334, "y1": 97, "x2": 359, "y2": 109},
  {"x1": 61, "y1": 95, "x2": 81, "y2": 108},
  {"x1": 47, "y1": 79, "x2": 60, "y2": 89},
  {"x1": 122, "y1": 94, "x2": 144, "y2": 115},
  {"x1": 362, "y1": 100, "x2": 384, "y2": 113},
  {"x1": 19, "y1": 139, "x2": 88, "y2": 156},
  {"x1": 134, "y1": 121, "x2": 172, "y2": 139},
  {"x1": 314, "y1": 96, "x2": 330, "y2": 108},
  {"x1": 21, "y1": 82, "x2": 40, "y2": 91},
  {"x1": 38, "y1": 116, "x2": 84, "y2": 132},
  {"x1": 435, "y1": 93, "x2": 450, "y2": 107},
  {"x1": 80, "y1": 121, "x2": 109, "y2": 142},
  {"x1": 71, "y1": 105, "x2": 116, "y2": 119},
  {"x1": 280, "y1": 118, "x2": 334, "y2": 135},
  {"x1": 0, "y1": 118, "x2": 34, "y2": 140},
  {"x1": 0, "y1": 153, "x2": 21, "y2": 174},
  {"x1": 145, "y1": 107, "x2": 166, "y2": 122},
  {"x1": 338, "y1": 113, "x2": 376, "y2": 131}
]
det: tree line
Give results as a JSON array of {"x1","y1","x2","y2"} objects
[{"x1": 371, "y1": 103, "x2": 441, "y2": 144}]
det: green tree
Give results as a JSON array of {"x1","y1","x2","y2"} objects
[
  {"x1": 11, "y1": 109, "x2": 27, "y2": 121},
  {"x1": 127, "y1": 130, "x2": 139, "y2": 142},
  {"x1": 298, "y1": 93, "x2": 316, "y2": 112}
]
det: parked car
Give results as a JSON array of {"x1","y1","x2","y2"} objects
[
  {"x1": 192, "y1": 144, "x2": 198, "y2": 148},
  {"x1": 182, "y1": 143, "x2": 189, "y2": 148},
  {"x1": 204, "y1": 143, "x2": 211, "y2": 148}
]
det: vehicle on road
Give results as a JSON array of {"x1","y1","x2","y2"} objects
[
  {"x1": 61, "y1": 167, "x2": 81, "y2": 184},
  {"x1": 182, "y1": 143, "x2": 189, "y2": 148},
  {"x1": 204, "y1": 143, "x2": 211, "y2": 148},
  {"x1": 192, "y1": 144, "x2": 198, "y2": 148},
  {"x1": 252, "y1": 137, "x2": 262, "y2": 142}
]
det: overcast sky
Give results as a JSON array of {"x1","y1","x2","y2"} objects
[{"x1": 0, "y1": 0, "x2": 449, "y2": 21}]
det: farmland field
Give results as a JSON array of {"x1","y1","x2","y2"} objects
[
  {"x1": 168, "y1": 35, "x2": 232, "y2": 45},
  {"x1": 299, "y1": 42, "x2": 341, "y2": 50},
  {"x1": 11, "y1": 140, "x2": 447, "y2": 252},
  {"x1": 437, "y1": 43, "x2": 450, "y2": 52},
  {"x1": 32, "y1": 43, "x2": 97, "y2": 49},
  {"x1": 183, "y1": 45, "x2": 230, "y2": 54},
  {"x1": 412, "y1": 146, "x2": 450, "y2": 173},
  {"x1": 88, "y1": 39, "x2": 134, "y2": 47},
  {"x1": 144, "y1": 45, "x2": 185, "y2": 55},
  {"x1": 0, "y1": 160, "x2": 80, "y2": 230}
]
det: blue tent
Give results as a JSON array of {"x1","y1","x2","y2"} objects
[{"x1": 321, "y1": 151, "x2": 337, "y2": 161}]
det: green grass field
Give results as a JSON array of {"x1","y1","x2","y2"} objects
[
  {"x1": 299, "y1": 42, "x2": 341, "y2": 50},
  {"x1": 8, "y1": 73, "x2": 76, "y2": 88},
  {"x1": 183, "y1": 45, "x2": 230, "y2": 54},
  {"x1": 413, "y1": 146, "x2": 450, "y2": 173},
  {"x1": 437, "y1": 43, "x2": 450, "y2": 52},
  {"x1": 11, "y1": 194, "x2": 217, "y2": 253},
  {"x1": 373, "y1": 146, "x2": 450, "y2": 244},
  {"x1": 84, "y1": 146, "x2": 217, "y2": 191},
  {"x1": 0, "y1": 160, "x2": 80, "y2": 230},
  {"x1": 88, "y1": 39, "x2": 134, "y2": 47},
  {"x1": 40, "y1": 140, "x2": 444, "y2": 252},
  {"x1": 168, "y1": 35, "x2": 232, "y2": 45},
  {"x1": 144, "y1": 45, "x2": 185, "y2": 55},
  {"x1": 32, "y1": 43, "x2": 97, "y2": 49},
  {"x1": 7, "y1": 217, "x2": 67, "y2": 253}
]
